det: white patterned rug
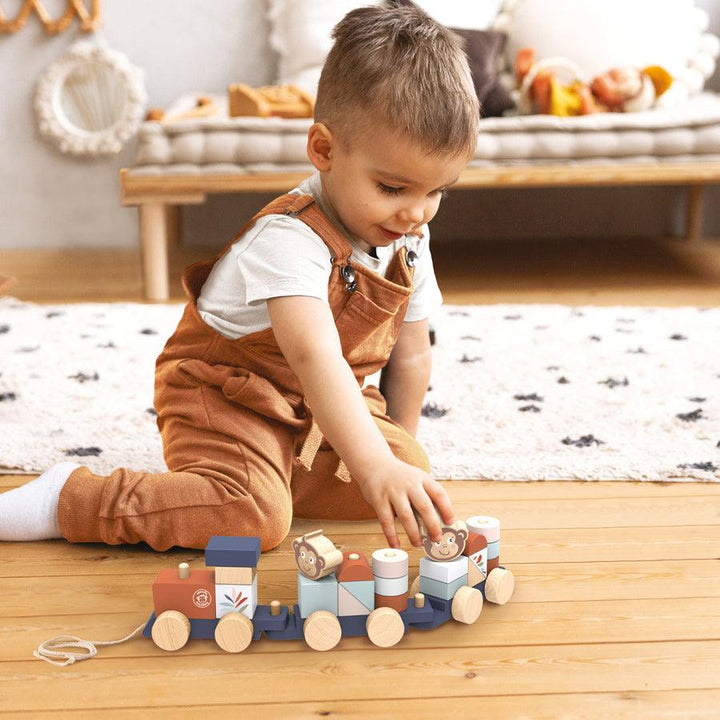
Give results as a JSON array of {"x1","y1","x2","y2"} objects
[{"x1": 1, "y1": 298, "x2": 718, "y2": 481}]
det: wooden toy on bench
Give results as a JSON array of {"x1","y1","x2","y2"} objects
[
  {"x1": 227, "y1": 83, "x2": 315, "y2": 118},
  {"x1": 141, "y1": 513, "x2": 515, "y2": 653}
]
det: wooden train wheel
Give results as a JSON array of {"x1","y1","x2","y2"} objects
[
  {"x1": 303, "y1": 611, "x2": 342, "y2": 651},
  {"x1": 151, "y1": 610, "x2": 191, "y2": 651},
  {"x1": 485, "y1": 567, "x2": 515, "y2": 605},
  {"x1": 215, "y1": 612, "x2": 254, "y2": 653},
  {"x1": 366, "y1": 607, "x2": 405, "y2": 648},
  {"x1": 451, "y1": 585, "x2": 483, "y2": 624}
]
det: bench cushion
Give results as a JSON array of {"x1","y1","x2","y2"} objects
[{"x1": 130, "y1": 92, "x2": 720, "y2": 176}]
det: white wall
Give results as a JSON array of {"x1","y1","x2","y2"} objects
[
  {"x1": 1, "y1": 0, "x2": 719, "y2": 251},
  {"x1": 0, "y1": 0, "x2": 274, "y2": 249}
]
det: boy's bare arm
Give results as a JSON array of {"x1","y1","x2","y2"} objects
[
  {"x1": 379, "y1": 318, "x2": 431, "y2": 437},
  {"x1": 267, "y1": 296, "x2": 453, "y2": 548}
]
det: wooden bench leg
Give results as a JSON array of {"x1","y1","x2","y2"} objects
[
  {"x1": 139, "y1": 203, "x2": 170, "y2": 302},
  {"x1": 686, "y1": 185, "x2": 704, "y2": 241}
]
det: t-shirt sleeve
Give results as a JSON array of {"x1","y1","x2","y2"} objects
[
  {"x1": 404, "y1": 226, "x2": 443, "y2": 322},
  {"x1": 240, "y1": 216, "x2": 333, "y2": 305}
]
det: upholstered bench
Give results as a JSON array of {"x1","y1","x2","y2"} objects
[{"x1": 121, "y1": 92, "x2": 720, "y2": 300}]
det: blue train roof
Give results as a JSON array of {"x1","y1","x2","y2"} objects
[{"x1": 205, "y1": 536, "x2": 261, "y2": 568}]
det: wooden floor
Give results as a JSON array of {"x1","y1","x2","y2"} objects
[{"x1": 2, "y1": 237, "x2": 720, "y2": 719}]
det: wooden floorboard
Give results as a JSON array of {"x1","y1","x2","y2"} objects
[{"x1": 2, "y1": 241, "x2": 719, "y2": 718}]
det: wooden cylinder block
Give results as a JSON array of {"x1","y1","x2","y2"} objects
[
  {"x1": 303, "y1": 610, "x2": 342, "y2": 651},
  {"x1": 270, "y1": 600, "x2": 281, "y2": 616},
  {"x1": 151, "y1": 610, "x2": 191, "y2": 652},
  {"x1": 466, "y1": 515, "x2": 500, "y2": 543},
  {"x1": 414, "y1": 592, "x2": 425, "y2": 609},
  {"x1": 372, "y1": 548, "x2": 408, "y2": 578},
  {"x1": 451, "y1": 585, "x2": 483, "y2": 625},
  {"x1": 484, "y1": 568, "x2": 515, "y2": 606},
  {"x1": 215, "y1": 612, "x2": 254, "y2": 653},
  {"x1": 374, "y1": 592, "x2": 408, "y2": 613},
  {"x1": 366, "y1": 607, "x2": 405, "y2": 648}
]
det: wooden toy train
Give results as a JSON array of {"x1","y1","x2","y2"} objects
[{"x1": 143, "y1": 515, "x2": 515, "y2": 652}]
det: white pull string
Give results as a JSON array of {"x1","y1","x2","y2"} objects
[{"x1": 33, "y1": 623, "x2": 146, "y2": 667}]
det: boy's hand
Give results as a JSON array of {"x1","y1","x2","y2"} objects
[{"x1": 358, "y1": 457, "x2": 455, "y2": 549}]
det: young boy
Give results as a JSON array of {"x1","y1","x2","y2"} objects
[{"x1": 0, "y1": 5, "x2": 479, "y2": 552}]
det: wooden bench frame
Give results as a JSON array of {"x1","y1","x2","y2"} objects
[{"x1": 121, "y1": 162, "x2": 720, "y2": 301}]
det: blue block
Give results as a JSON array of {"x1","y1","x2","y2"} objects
[
  {"x1": 205, "y1": 536, "x2": 261, "y2": 568},
  {"x1": 189, "y1": 617, "x2": 219, "y2": 639},
  {"x1": 401, "y1": 601, "x2": 434, "y2": 628},
  {"x1": 264, "y1": 605, "x2": 305, "y2": 641},
  {"x1": 411, "y1": 595, "x2": 452, "y2": 630},
  {"x1": 253, "y1": 603, "x2": 290, "y2": 633},
  {"x1": 487, "y1": 539, "x2": 500, "y2": 559},
  {"x1": 298, "y1": 572, "x2": 338, "y2": 618},
  {"x1": 419, "y1": 574, "x2": 468, "y2": 601},
  {"x1": 338, "y1": 614, "x2": 369, "y2": 637}
]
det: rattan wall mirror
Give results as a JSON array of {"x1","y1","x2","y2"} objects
[{"x1": 35, "y1": 40, "x2": 146, "y2": 156}]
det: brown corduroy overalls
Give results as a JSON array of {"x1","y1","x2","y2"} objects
[{"x1": 57, "y1": 193, "x2": 431, "y2": 551}]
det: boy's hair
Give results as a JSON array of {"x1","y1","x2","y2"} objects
[{"x1": 314, "y1": 4, "x2": 479, "y2": 158}]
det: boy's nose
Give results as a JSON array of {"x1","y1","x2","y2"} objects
[{"x1": 398, "y1": 202, "x2": 425, "y2": 226}]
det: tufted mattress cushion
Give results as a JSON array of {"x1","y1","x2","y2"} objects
[{"x1": 130, "y1": 92, "x2": 720, "y2": 174}]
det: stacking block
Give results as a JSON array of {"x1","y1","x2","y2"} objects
[
  {"x1": 338, "y1": 551, "x2": 373, "y2": 582},
  {"x1": 298, "y1": 572, "x2": 338, "y2": 618},
  {"x1": 338, "y1": 580, "x2": 374, "y2": 616},
  {"x1": 468, "y1": 557, "x2": 487, "y2": 587},
  {"x1": 215, "y1": 566, "x2": 256, "y2": 585},
  {"x1": 417, "y1": 515, "x2": 468, "y2": 561},
  {"x1": 374, "y1": 592, "x2": 408, "y2": 612},
  {"x1": 205, "y1": 536, "x2": 261, "y2": 568},
  {"x1": 215, "y1": 574, "x2": 258, "y2": 620},
  {"x1": 419, "y1": 556, "x2": 468, "y2": 584},
  {"x1": 292, "y1": 530, "x2": 343, "y2": 580},
  {"x1": 487, "y1": 539, "x2": 500, "y2": 559},
  {"x1": 466, "y1": 516, "x2": 500, "y2": 543},
  {"x1": 372, "y1": 548, "x2": 408, "y2": 578},
  {"x1": 488, "y1": 556, "x2": 500, "y2": 572},
  {"x1": 420, "y1": 574, "x2": 467, "y2": 601},
  {"x1": 465, "y1": 532, "x2": 488, "y2": 585},
  {"x1": 153, "y1": 568, "x2": 216, "y2": 620},
  {"x1": 374, "y1": 575, "x2": 408, "y2": 596}
]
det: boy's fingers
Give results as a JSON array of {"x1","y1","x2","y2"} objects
[
  {"x1": 395, "y1": 500, "x2": 422, "y2": 547},
  {"x1": 411, "y1": 495, "x2": 442, "y2": 543},
  {"x1": 423, "y1": 478, "x2": 455, "y2": 525},
  {"x1": 376, "y1": 507, "x2": 400, "y2": 549}
]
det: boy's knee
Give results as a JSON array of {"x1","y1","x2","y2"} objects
[{"x1": 211, "y1": 500, "x2": 292, "y2": 552}]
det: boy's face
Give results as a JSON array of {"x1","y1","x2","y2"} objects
[{"x1": 312, "y1": 123, "x2": 469, "y2": 253}]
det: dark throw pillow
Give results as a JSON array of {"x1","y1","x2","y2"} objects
[{"x1": 385, "y1": 0, "x2": 515, "y2": 117}]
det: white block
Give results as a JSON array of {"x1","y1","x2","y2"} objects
[
  {"x1": 374, "y1": 574, "x2": 408, "y2": 596},
  {"x1": 215, "y1": 575, "x2": 257, "y2": 620},
  {"x1": 466, "y1": 515, "x2": 500, "y2": 543},
  {"x1": 420, "y1": 555, "x2": 469, "y2": 584}
]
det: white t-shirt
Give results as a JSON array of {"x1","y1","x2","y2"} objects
[{"x1": 197, "y1": 173, "x2": 443, "y2": 339}]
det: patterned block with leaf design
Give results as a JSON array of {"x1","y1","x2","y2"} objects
[{"x1": 215, "y1": 575, "x2": 258, "y2": 620}]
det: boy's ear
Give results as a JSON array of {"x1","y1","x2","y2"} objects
[{"x1": 307, "y1": 123, "x2": 334, "y2": 172}]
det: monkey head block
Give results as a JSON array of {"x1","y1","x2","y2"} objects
[
  {"x1": 292, "y1": 530, "x2": 343, "y2": 580},
  {"x1": 418, "y1": 518, "x2": 468, "y2": 562}
]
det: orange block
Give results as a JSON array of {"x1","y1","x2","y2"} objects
[
  {"x1": 152, "y1": 568, "x2": 216, "y2": 619},
  {"x1": 375, "y1": 593, "x2": 408, "y2": 613},
  {"x1": 487, "y1": 556, "x2": 500, "y2": 573},
  {"x1": 463, "y1": 532, "x2": 488, "y2": 557},
  {"x1": 337, "y1": 551, "x2": 373, "y2": 582}
]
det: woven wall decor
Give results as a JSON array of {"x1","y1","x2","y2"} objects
[{"x1": 0, "y1": 0, "x2": 100, "y2": 35}]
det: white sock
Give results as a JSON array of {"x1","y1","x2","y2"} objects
[{"x1": 0, "y1": 462, "x2": 80, "y2": 541}]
